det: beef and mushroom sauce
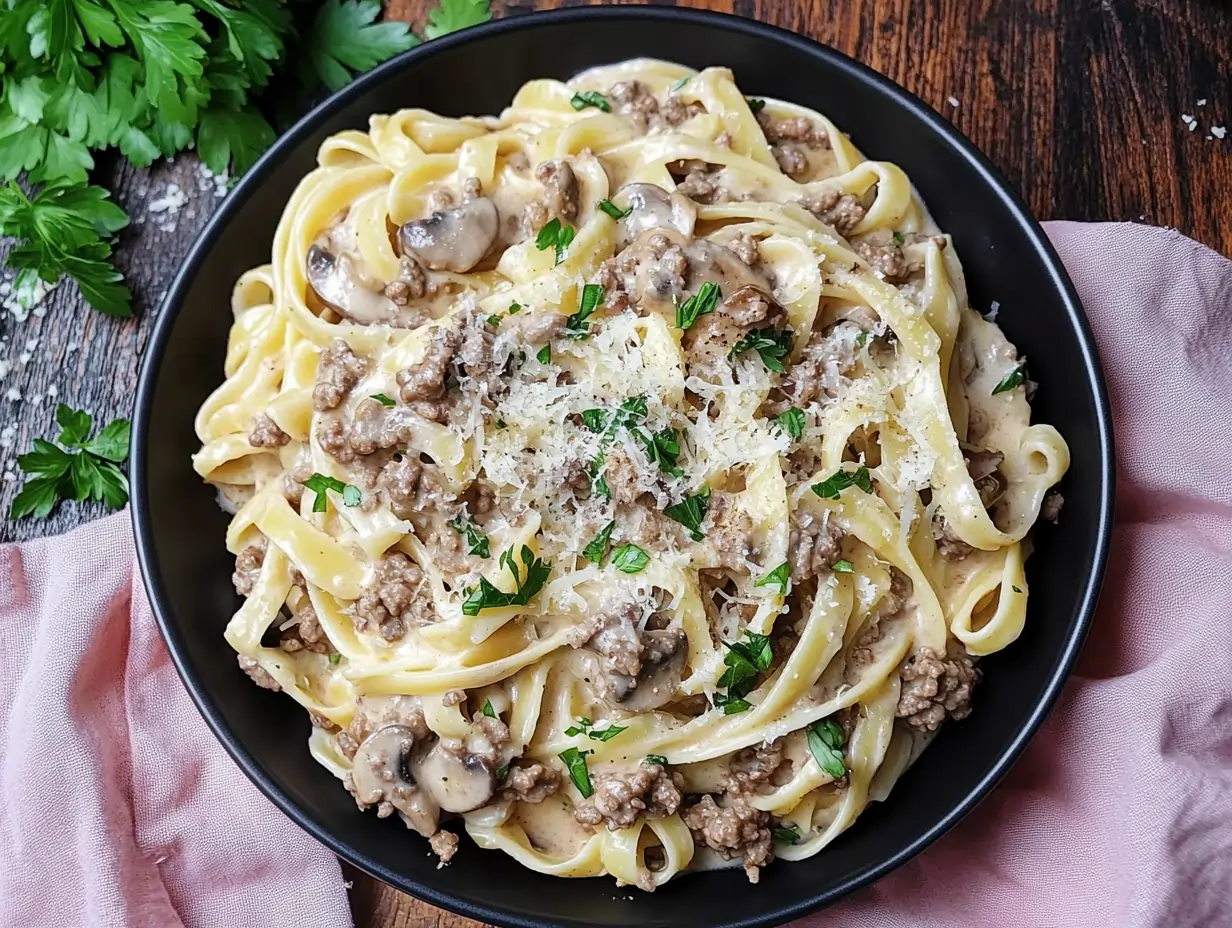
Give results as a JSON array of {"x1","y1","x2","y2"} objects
[{"x1": 206, "y1": 62, "x2": 1070, "y2": 890}]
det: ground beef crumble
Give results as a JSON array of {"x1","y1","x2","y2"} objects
[
  {"x1": 788, "y1": 510, "x2": 844, "y2": 582},
  {"x1": 800, "y1": 188, "x2": 866, "y2": 236},
  {"x1": 313, "y1": 338, "x2": 368, "y2": 411},
  {"x1": 853, "y1": 239, "x2": 911, "y2": 283},
  {"x1": 352, "y1": 551, "x2": 437, "y2": 641},
  {"x1": 726, "y1": 739, "x2": 786, "y2": 795},
  {"x1": 232, "y1": 542, "x2": 265, "y2": 595},
  {"x1": 428, "y1": 829, "x2": 459, "y2": 864},
  {"x1": 249, "y1": 413, "x2": 289, "y2": 448},
  {"x1": 682, "y1": 794, "x2": 774, "y2": 883},
  {"x1": 501, "y1": 758, "x2": 562, "y2": 804},
  {"x1": 573, "y1": 763, "x2": 685, "y2": 831},
  {"x1": 533, "y1": 159, "x2": 579, "y2": 222},
  {"x1": 896, "y1": 640, "x2": 979, "y2": 732},
  {"x1": 609, "y1": 80, "x2": 703, "y2": 132},
  {"x1": 237, "y1": 654, "x2": 280, "y2": 691}
]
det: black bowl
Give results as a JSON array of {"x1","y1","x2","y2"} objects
[{"x1": 132, "y1": 8, "x2": 1114, "y2": 927}]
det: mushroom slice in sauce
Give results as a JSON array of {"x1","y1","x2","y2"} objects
[
  {"x1": 616, "y1": 183, "x2": 697, "y2": 247},
  {"x1": 412, "y1": 743, "x2": 496, "y2": 813},
  {"x1": 349, "y1": 724, "x2": 440, "y2": 836},
  {"x1": 306, "y1": 244, "x2": 398, "y2": 324},
  {"x1": 613, "y1": 627, "x2": 689, "y2": 712},
  {"x1": 398, "y1": 197, "x2": 500, "y2": 273}
]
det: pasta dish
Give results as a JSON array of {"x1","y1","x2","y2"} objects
[{"x1": 193, "y1": 59, "x2": 1069, "y2": 889}]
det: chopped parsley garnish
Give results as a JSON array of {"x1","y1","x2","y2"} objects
[
  {"x1": 632, "y1": 426, "x2": 684, "y2": 477},
  {"x1": 508, "y1": 301, "x2": 523, "y2": 314},
  {"x1": 772, "y1": 824, "x2": 801, "y2": 844},
  {"x1": 461, "y1": 545, "x2": 552, "y2": 615},
  {"x1": 806, "y1": 718, "x2": 848, "y2": 778},
  {"x1": 855, "y1": 330, "x2": 870, "y2": 348},
  {"x1": 558, "y1": 747, "x2": 594, "y2": 797},
  {"x1": 774, "y1": 407, "x2": 805, "y2": 439},
  {"x1": 581, "y1": 409, "x2": 609, "y2": 433},
  {"x1": 645, "y1": 754, "x2": 669, "y2": 766},
  {"x1": 482, "y1": 699, "x2": 497, "y2": 718},
  {"x1": 729, "y1": 327, "x2": 793, "y2": 372},
  {"x1": 581, "y1": 520, "x2": 616, "y2": 565},
  {"x1": 611, "y1": 543, "x2": 650, "y2": 574},
  {"x1": 565, "y1": 283, "x2": 605, "y2": 338},
  {"x1": 589, "y1": 457, "x2": 611, "y2": 499},
  {"x1": 487, "y1": 313, "x2": 503, "y2": 327},
  {"x1": 832, "y1": 559, "x2": 854, "y2": 573},
  {"x1": 991, "y1": 361, "x2": 1027, "y2": 395},
  {"x1": 892, "y1": 231, "x2": 905, "y2": 245},
  {"x1": 755, "y1": 561, "x2": 791, "y2": 595},
  {"x1": 535, "y1": 217, "x2": 575, "y2": 265},
  {"x1": 570, "y1": 91, "x2": 610, "y2": 112},
  {"x1": 370, "y1": 393, "x2": 397, "y2": 407},
  {"x1": 494, "y1": 417, "x2": 507, "y2": 430},
  {"x1": 566, "y1": 717, "x2": 628, "y2": 742},
  {"x1": 746, "y1": 97, "x2": 766, "y2": 113},
  {"x1": 303, "y1": 473, "x2": 360, "y2": 513},
  {"x1": 448, "y1": 514, "x2": 491, "y2": 558},
  {"x1": 495, "y1": 762, "x2": 510, "y2": 783},
  {"x1": 329, "y1": 652, "x2": 342, "y2": 665},
  {"x1": 715, "y1": 630, "x2": 773, "y2": 714},
  {"x1": 1012, "y1": 585, "x2": 1023, "y2": 593},
  {"x1": 537, "y1": 344, "x2": 552, "y2": 364},
  {"x1": 675, "y1": 280, "x2": 721, "y2": 330},
  {"x1": 811, "y1": 465, "x2": 874, "y2": 499},
  {"x1": 597, "y1": 199, "x2": 632, "y2": 220},
  {"x1": 670, "y1": 76, "x2": 690, "y2": 92},
  {"x1": 663, "y1": 487, "x2": 710, "y2": 542}
]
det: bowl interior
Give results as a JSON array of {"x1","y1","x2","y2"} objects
[{"x1": 133, "y1": 10, "x2": 1112, "y2": 928}]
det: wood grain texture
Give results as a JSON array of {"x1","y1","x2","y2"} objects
[{"x1": 0, "y1": 0, "x2": 1228, "y2": 922}]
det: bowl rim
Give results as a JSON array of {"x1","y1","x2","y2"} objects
[{"x1": 130, "y1": 7, "x2": 1115, "y2": 926}]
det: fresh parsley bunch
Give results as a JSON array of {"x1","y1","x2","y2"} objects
[
  {"x1": 0, "y1": 0, "x2": 491, "y2": 318},
  {"x1": 11, "y1": 404, "x2": 131, "y2": 519}
]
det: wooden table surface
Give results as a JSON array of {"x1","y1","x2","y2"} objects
[{"x1": 1, "y1": 0, "x2": 1229, "y2": 924}]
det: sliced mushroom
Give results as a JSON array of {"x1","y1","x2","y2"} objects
[
  {"x1": 306, "y1": 244, "x2": 398, "y2": 324},
  {"x1": 611, "y1": 627, "x2": 689, "y2": 712},
  {"x1": 349, "y1": 724, "x2": 440, "y2": 836},
  {"x1": 615, "y1": 183, "x2": 697, "y2": 247},
  {"x1": 398, "y1": 197, "x2": 500, "y2": 273},
  {"x1": 412, "y1": 742, "x2": 496, "y2": 813}
]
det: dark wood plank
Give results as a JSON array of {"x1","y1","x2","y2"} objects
[{"x1": 1, "y1": 0, "x2": 1229, "y2": 922}]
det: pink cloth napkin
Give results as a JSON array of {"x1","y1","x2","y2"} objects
[{"x1": 0, "y1": 222, "x2": 1229, "y2": 928}]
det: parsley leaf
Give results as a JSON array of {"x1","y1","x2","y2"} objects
[
  {"x1": 565, "y1": 283, "x2": 603, "y2": 337},
  {"x1": 774, "y1": 407, "x2": 805, "y2": 439},
  {"x1": 570, "y1": 91, "x2": 610, "y2": 112},
  {"x1": 645, "y1": 754, "x2": 669, "y2": 766},
  {"x1": 564, "y1": 717, "x2": 593, "y2": 737},
  {"x1": 855, "y1": 330, "x2": 870, "y2": 348},
  {"x1": 670, "y1": 77, "x2": 690, "y2": 92},
  {"x1": 811, "y1": 465, "x2": 874, "y2": 499},
  {"x1": 746, "y1": 97, "x2": 766, "y2": 112},
  {"x1": 482, "y1": 699, "x2": 497, "y2": 718},
  {"x1": 448, "y1": 514, "x2": 491, "y2": 558},
  {"x1": 610, "y1": 543, "x2": 650, "y2": 574},
  {"x1": 329, "y1": 651, "x2": 342, "y2": 664},
  {"x1": 991, "y1": 360, "x2": 1028, "y2": 395},
  {"x1": 597, "y1": 198, "x2": 631, "y2": 220},
  {"x1": 534, "y1": 217, "x2": 575, "y2": 266},
  {"x1": 581, "y1": 520, "x2": 616, "y2": 565},
  {"x1": 1012, "y1": 584, "x2": 1023, "y2": 594},
  {"x1": 536, "y1": 344, "x2": 551, "y2": 364},
  {"x1": 806, "y1": 718, "x2": 847, "y2": 779},
  {"x1": 10, "y1": 405, "x2": 130, "y2": 519},
  {"x1": 196, "y1": 107, "x2": 276, "y2": 176},
  {"x1": 0, "y1": 181, "x2": 131, "y2": 317},
  {"x1": 305, "y1": 0, "x2": 419, "y2": 92},
  {"x1": 370, "y1": 393, "x2": 396, "y2": 407},
  {"x1": 729, "y1": 327, "x2": 792, "y2": 373},
  {"x1": 755, "y1": 561, "x2": 791, "y2": 595},
  {"x1": 663, "y1": 487, "x2": 710, "y2": 542},
  {"x1": 772, "y1": 825, "x2": 800, "y2": 844},
  {"x1": 588, "y1": 723, "x2": 627, "y2": 742},
  {"x1": 675, "y1": 280, "x2": 720, "y2": 330},
  {"x1": 892, "y1": 230, "x2": 905, "y2": 245},
  {"x1": 461, "y1": 545, "x2": 552, "y2": 615},
  {"x1": 581, "y1": 409, "x2": 609, "y2": 433},
  {"x1": 832, "y1": 559, "x2": 854, "y2": 573},
  {"x1": 558, "y1": 747, "x2": 594, "y2": 798},
  {"x1": 424, "y1": 0, "x2": 493, "y2": 39},
  {"x1": 713, "y1": 629, "x2": 772, "y2": 714},
  {"x1": 632, "y1": 426, "x2": 683, "y2": 477},
  {"x1": 302, "y1": 473, "x2": 360, "y2": 512}
]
